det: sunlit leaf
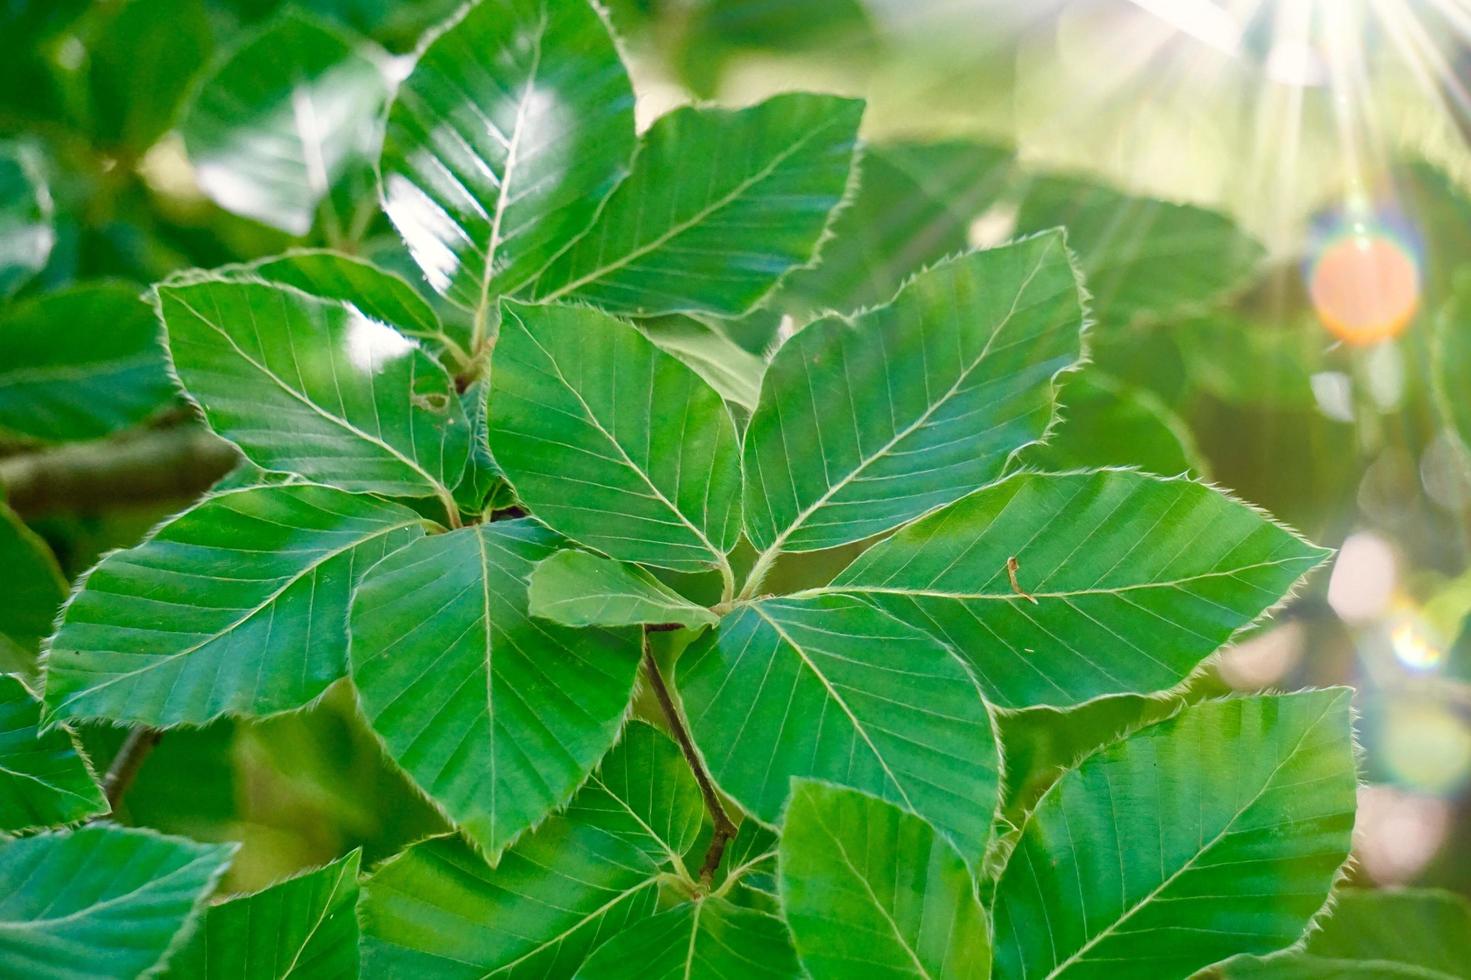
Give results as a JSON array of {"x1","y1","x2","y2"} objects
[
  {"x1": 0, "y1": 503, "x2": 66, "y2": 676},
  {"x1": 640, "y1": 315, "x2": 766, "y2": 414},
  {"x1": 361, "y1": 721, "x2": 702, "y2": 978},
  {"x1": 1018, "y1": 372, "x2": 1202, "y2": 476},
  {"x1": 380, "y1": 0, "x2": 636, "y2": 325},
  {"x1": 528, "y1": 550, "x2": 718, "y2": 629},
  {"x1": 0, "y1": 824, "x2": 235, "y2": 980},
  {"x1": 156, "y1": 276, "x2": 469, "y2": 502},
  {"x1": 0, "y1": 142, "x2": 52, "y2": 298},
  {"x1": 162, "y1": 850, "x2": 360, "y2": 979},
  {"x1": 0, "y1": 283, "x2": 174, "y2": 442},
  {"x1": 532, "y1": 93, "x2": 863, "y2": 316},
  {"x1": 827, "y1": 470, "x2": 1329, "y2": 708},
  {"x1": 743, "y1": 233, "x2": 1087, "y2": 556},
  {"x1": 679, "y1": 594, "x2": 999, "y2": 858},
  {"x1": 44, "y1": 484, "x2": 427, "y2": 727},
  {"x1": 780, "y1": 780, "x2": 991, "y2": 980},
  {"x1": 0, "y1": 674, "x2": 106, "y2": 832},
  {"x1": 992, "y1": 691, "x2": 1357, "y2": 980},
  {"x1": 488, "y1": 301, "x2": 741, "y2": 577},
  {"x1": 349, "y1": 520, "x2": 642, "y2": 858},
  {"x1": 576, "y1": 897, "x2": 799, "y2": 980}
]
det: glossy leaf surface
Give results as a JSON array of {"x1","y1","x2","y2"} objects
[
  {"x1": 575, "y1": 897, "x2": 800, "y2": 980},
  {"x1": 528, "y1": 550, "x2": 718, "y2": 629},
  {"x1": 0, "y1": 504, "x2": 66, "y2": 675}
]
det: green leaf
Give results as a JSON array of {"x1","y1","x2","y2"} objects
[
  {"x1": 156, "y1": 276, "x2": 469, "y2": 502},
  {"x1": 44, "y1": 484, "x2": 427, "y2": 727},
  {"x1": 162, "y1": 850, "x2": 361, "y2": 979},
  {"x1": 992, "y1": 690, "x2": 1357, "y2": 980},
  {"x1": 742, "y1": 233, "x2": 1087, "y2": 556},
  {"x1": 0, "y1": 283, "x2": 175, "y2": 442},
  {"x1": 1011, "y1": 174, "x2": 1264, "y2": 327},
  {"x1": 1018, "y1": 372, "x2": 1202, "y2": 476},
  {"x1": 361, "y1": 721, "x2": 702, "y2": 978},
  {"x1": 779, "y1": 781, "x2": 991, "y2": 980},
  {"x1": 528, "y1": 550, "x2": 718, "y2": 629},
  {"x1": 380, "y1": 0, "x2": 636, "y2": 323},
  {"x1": 1218, "y1": 888, "x2": 1471, "y2": 979},
  {"x1": 349, "y1": 520, "x2": 642, "y2": 858},
  {"x1": 452, "y1": 378, "x2": 507, "y2": 516},
  {"x1": 1436, "y1": 275, "x2": 1471, "y2": 462},
  {"x1": 679, "y1": 593, "x2": 999, "y2": 858},
  {"x1": 0, "y1": 824, "x2": 236, "y2": 980},
  {"x1": 640, "y1": 315, "x2": 766, "y2": 414},
  {"x1": 532, "y1": 93, "x2": 864, "y2": 316},
  {"x1": 180, "y1": 11, "x2": 388, "y2": 235},
  {"x1": 0, "y1": 142, "x2": 53, "y2": 299},
  {"x1": 0, "y1": 674, "x2": 106, "y2": 832},
  {"x1": 575, "y1": 897, "x2": 800, "y2": 980},
  {"x1": 0, "y1": 503, "x2": 66, "y2": 675},
  {"x1": 488, "y1": 301, "x2": 741, "y2": 578},
  {"x1": 827, "y1": 470, "x2": 1330, "y2": 708},
  {"x1": 1176, "y1": 313, "x2": 1323, "y2": 411}
]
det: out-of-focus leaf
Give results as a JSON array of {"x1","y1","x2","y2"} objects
[
  {"x1": 0, "y1": 142, "x2": 53, "y2": 298},
  {"x1": 0, "y1": 283, "x2": 174, "y2": 442},
  {"x1": 0, "y1": 503, "x2": 66, "y2": 675},
  {"x1": 0, "y1": 824, "x2": 235, "y2": 980},
  {"x1": 1019, "y1": 372, "x2": 1203, "y2": 475},
  {"x1": 162, "y1": 850, "x2": 360, "y2": 979},
  {"x1": 1177, "y1": 312, "x2": 1323, "y2": 410},
  {"x1": 533, "y1": 94, "x2": 864, "y2": 317},
  {"x1": 0, "y1": 674, "x2": 106, "y2": 832},
  {"x1": 528, "y1": 550, "x2": 718, "y2": 629},
  {"x1": 180, "y1": 11, "x2": 388, "y2": 235},
  {"x1": 639, "y1": 315, "x2": 766, "y2": 414},
  {"x1": 44, "y1": 484, "x2": 427, "y2": 727},
  {"x1": 349, "y1": 520, "x2": 642, "y2": 859},
  {"x1": 1435, "y1": 274, "x2": 1471, "y2": 462},
  {"x1": 576, "y1": 897, "x2": 800, "y2": 980}
]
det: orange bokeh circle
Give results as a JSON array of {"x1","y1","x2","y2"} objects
[{"x1": 1310, "y1": 234, "x2": 1421, "y2": 345}]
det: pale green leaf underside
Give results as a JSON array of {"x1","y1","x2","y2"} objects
[
  {"x1": 529, "y1": 550, "x2": 717, "y2": 629},
  {"x1": 679, "y1": 593, "x2": 999, "y2": 858},
  {"x1": 180, "y1": 11, "x2": 387, "y2": 235},
  {"x1": 993, "y1": 690, "x2": 1357, "y2": 980},
  {"x1": 0, "y1": 142, "x2": 52, "y2": 299},
  {"x1": 0, "y1": 502, "x2": 66, "y2": 675},
  {"x1": 163, "y1": 850, "x2": 360, "y2": 979},
  {"x1": 381, "y1": 0, "x2": 635, "y2": 312},
  {"x1": 743, "y1": 232, "x2": 1087, "y2": 555},
  {"x1": 0, "y1": 283, "x2": 174, "y2": 442},
  {"x1": 157, "y1": 276, "x2": 469, "y2": 499},
  {"x1": 44, "y1": 484, "x2": 425, "y2": 727},
  {"x1": 640, "y1": 315, "x2": 767, "y2": 414},
  {"x1": 780, "y1": 781, "x2": 991, "y2": 980},
  {"x1": 532, "y1": 93, "x2": 863, "y2": 316},
  {"x1": 828, "y1": 469, "x2": 1330, "y2": 708},
  {"x1": 361, "y1": 722, "x2": 703, "y2": 979},
  {"x1": 349, "y1": 520, "x2": 642, "y2": 858},
  {"x1": 0, "y1": 674, "x2": 106, "y2": 832},
  {"x1": 0, "y1": 824, "x2": 236, "y2": 980},
  {"x1": 575, "y1": 897, "x2": 799, "y2": 980},
  {"x1": 489, "y1": 301, "x2": 741, "y2": 574}
]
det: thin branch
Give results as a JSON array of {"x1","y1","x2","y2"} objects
[
  {"x1": 641, "y1": 632, "x2": 736, "y2": 887},
  {"x1": 103, "y1": 728, "x2": 162, "y2": 811}
]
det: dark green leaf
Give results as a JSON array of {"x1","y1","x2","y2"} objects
[
  {"x1": 528, "y1": 550, "x2": 718, "y2": 629},
  {"x1": 576, "y1": 897, "x2": 800, "y2": 979},
  {"x1": 0, "y1": 503, "x2": 66, "y2": 676},
  {"x1": 0, "y1": 142, "x2": 53, "y2": 299},
  {"x1": 1018, "y1": 372, "x2": 1202, "y2": 475},
  {"x1": 0, "y1": 674, "x2": 106, "y2": 832}
]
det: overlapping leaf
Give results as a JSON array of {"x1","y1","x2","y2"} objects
[
  {"x1": 0, "y1": 283, "x2": 174, "y2": 441},
  {"x1": 640, "y1": 315, "x2": 766, "y2": 414},
  {"x1": 488, "y1": 301, "x2": 741, "y2": 576},
  {"x1": 361, "y1": 722, "x2": 702, "y2": 977},
  {"x1": 162, "y1": 850, "x2": 360, "y2": 979},
  {"x1": 0, "y1": 674, "x2": 106, "y2": 831},
  {"x1": 380, "y1": 0, "x2": 636, "y2": 322},
  {"x1": 678, "y1": 594, "x2": 999, "y2": 857},
  {"x1": 349, "y1": 520, "x2": 642, "y2": 858},
  {"x1": 780, "y1": 781, "x2": 992, "y2": 980},
  {"x1": 44, "y1": 484, "x2": 427, "y2": 727},
  {"x1": 1435, "y1": 274, "x2": 1471, "y2": 462},
  {"x1": 532, "y1": 93, "x2": 864, "y2": 316},
  {"x1": 0, "y1": 824, "x2": 235, "y2": 980},
  {"x1": 742, "y1": 232, "x2": 1087, "y2": 556},
  {"x1": 0, "y1": 504, "x2": 66, "y2": 675},
  {"x1": 827, "y1": 469, "x2": 1329, "y2": 708},
  {"x1": 529, "y1": 550, "x2": 717, "y2": 629},
  {"x1": 0, "y1": 141, "x2": 52, "y2": 298},
  {"x1": 1018, "y1": 372, "x2": 1202, "y2": 476},
  {"x1": 156, "y1": 276, "x2": 469, "y2": 501},
  {"x1": 576, "y1": 897, "x2": 800, "y2": 979},
  {"x1": 992, "y1": 691, "x2": 1357, "y2": 980}
]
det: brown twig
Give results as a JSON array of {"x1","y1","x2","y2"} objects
[
  {"x1": 103, "y1": 727, "x2": 162, "y2": 811},
  {"x1": 1007, "y1": 556, "x2": 1039, "y2": 605}
]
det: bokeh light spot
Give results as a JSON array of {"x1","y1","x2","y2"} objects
[{"x1": 1309, "y1": 230, "x2": 1421, "y2": 345}]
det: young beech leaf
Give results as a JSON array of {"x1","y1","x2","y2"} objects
[
  {"x1": 488, "y1": 301, "x2": 742, "y2": 578},
  {"x1": 678, "y1": 593, "x2": 1000, "y2": 859},
  {"x1": 156, "y1": 276, "x2": 469, "y2": 501},
  {"x1": 0, "y1": 284, "x2": 174, "y2": 442},
  {"x1": 44, "y1": 484, "x2": 427, "y2": 728},
  {"x1": 380, "y1": 0, "x2": 635, "y2": 319},
  {"x1": 348, "y1": 520, "x2": 642, "y2": 859},
  {"x1": 0, "y1": 142, "x2": 52, "y2": 299},
  {"x1": 1016, "y1": 371, "x2": 1203, "y2": 476},
  {"x1": 532, "y1": 93, "x2": 864, "y2": 316},
  {"x1": 779, "y1": 781, "x2": 992, "y2": 980},
  {"x1": 453, "y1": 377, "x2": 507, "y2": 516},
  {"x1": 0, "y1": 503, "x2": 66, "y2": 675},
  {"x1": 0, "y1": 824, "x2": 236, "y2": 980},
  {"x1": 180, "y1": 11, "x2": 388, "y2": 236},
  {"x1": 528, "y1": 550, "x2": 718, "y2": 629},
  {"x1": 162, "y1": 850, "x2": 361, "y2": 979},
  {"x1": 575, "y1": 897, "x2": 800, "y2": 980},
  {"x1": 825, "y1": 469, "x2": 1331, "y2": 708},
  {"x1": 742, "y1": 232, "x2": 1087, "y2": 557},
  {"x1": 360, "y1": 722, "x2": 703, "y2": 977},
  {"x1": 0, "y1": 674, "x2": 106, "y2": 831},
  {"x1": 992, "y1": 690, "x2": 1357, "y2": 980}
]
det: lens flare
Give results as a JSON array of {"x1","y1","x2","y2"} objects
[{"x1": 1307, "y1": 216, "x2": 1422, "y2": 345}]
